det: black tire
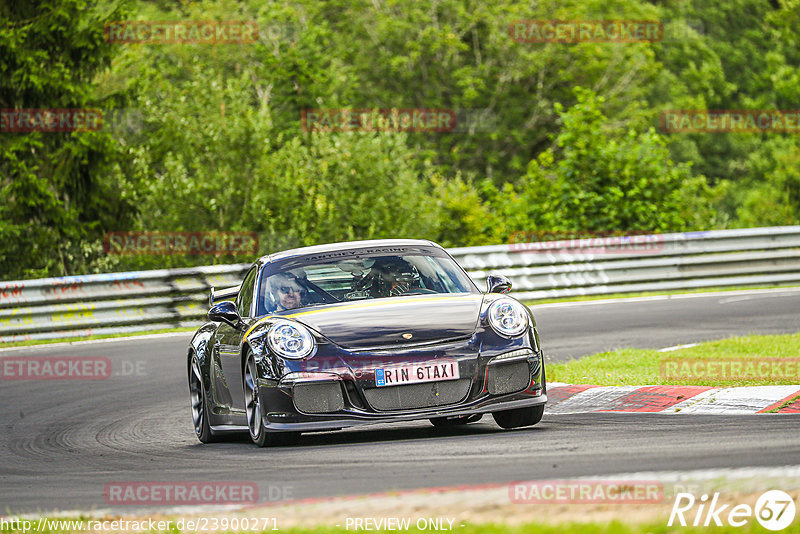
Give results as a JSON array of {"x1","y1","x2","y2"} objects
[
  {"x1": 429, "y1": 414, "x2": 482, "y2": 427},
  {"x1": 492, "y1": 404, "x2": 544, "y2": 429},
  {"x1": 189, "y1": 356, "x2": 218, "y2": 443},
  {"x1": 274, "y1": 432, "x2": 301, "y2": 446},
  {"x1": 244, "y1": 352, "x2": 300, "y2": 447}
]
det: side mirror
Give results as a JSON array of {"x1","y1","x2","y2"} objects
[
  {"x1": 208, "y1": 301, "x2": 242, "y2": 329},
  {"x1": 486, "y1": 274, "x2": 512, "y2": 294}
]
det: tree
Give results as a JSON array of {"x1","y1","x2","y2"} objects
[
  {"x1": 0, "y1": 0, "x2": 134, "y2": 279},
  {"x1": 491, "y1": 88, "x2": 716, "y2": 241}
]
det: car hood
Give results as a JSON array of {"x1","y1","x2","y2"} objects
[{"x1": 286, "y1": 293, "x2": 483, "y2": 350}]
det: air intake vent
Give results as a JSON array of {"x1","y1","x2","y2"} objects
[
  {"x1": 364, "y1": 379, "x2": 471, "y2": 411},
  {"x1": 487, "y1": 360, "x2": 530, "y2": 395},
  {"x1": 293, "y1": 382, "x2": 345, "y2": 414}
]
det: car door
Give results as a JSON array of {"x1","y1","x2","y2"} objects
[{"x1": 216, "y1": 265, "x2": 258, "y2": 418}]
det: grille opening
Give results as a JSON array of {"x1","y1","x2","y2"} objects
[
  {"x1": 364, "y1": 379, "x2": 471, "y2": 411},
  {"x1": 293, "y1": 381, "x2": 345, "y2": 414},
  {"x1": 487, "y1": 360, "x2": 531, "y2": 395}
]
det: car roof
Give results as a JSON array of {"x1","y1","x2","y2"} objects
[{"x1": 257, "y1": 239, "x2": 442, "y2": 265}]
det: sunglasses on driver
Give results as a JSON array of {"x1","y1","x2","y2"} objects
[{"x1": 277, "y1": 285, "x2": 307, "y2": 296}]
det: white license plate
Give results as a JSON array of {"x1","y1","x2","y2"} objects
[{"x1": 375, "y1": 360, "x2": 459, "y2": 387}]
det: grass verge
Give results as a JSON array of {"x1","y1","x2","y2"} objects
[{"x1": 547, "y1": 333, "x2": 800, "y2": 387}]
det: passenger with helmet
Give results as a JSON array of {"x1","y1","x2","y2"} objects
[{"x1": 367, "y1": 257, "x2": 422, "y2": 297}]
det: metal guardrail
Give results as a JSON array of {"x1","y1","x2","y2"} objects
[
  {"x1": 0, "y1": 265, "x2": 249, "y2": 343},
  {"x1": 2, "y1": 226, "x2": 799, "y2": 343},
  {"x1": 449, "y1": 226, "x2": 800, "y2": 300}
]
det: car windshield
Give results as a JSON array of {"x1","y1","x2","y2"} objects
[{"x1": 256, "y1": 248, "x2": 478, "y2": 315}]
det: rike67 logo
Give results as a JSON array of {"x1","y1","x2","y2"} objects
[{"x1": 669, "y1": 490, "x2": 796, "y2": 531}]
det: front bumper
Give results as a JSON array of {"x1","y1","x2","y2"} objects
[
  {"x1": 254, "y1": 337, "x2": 546, "y2": 432},
  {"x1": 261, "y1": 395, "x2": 547, "y2": 431}
]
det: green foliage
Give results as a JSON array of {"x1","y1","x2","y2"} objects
[
  {"x1": 3, "y1": 0, "x2": 800, "y2": 280},
  {"x1": 731, "y1": 137, "x2": 800, "y2": 227},
  {"x1": 100, "y1": 16, "x2": 440, "y2": 270},
  {"x1": 430, "y1": 174, "x2": 496, "y2": 247},
  {"x1": 0, "y1": 0, "x2": 134, "y2": 279},
  {"x1": 490, "y1": 88, "x2": 717, "y2": 240},
  {"x1": 316, "y1": 0, "x2": 665, "y2": 183}
]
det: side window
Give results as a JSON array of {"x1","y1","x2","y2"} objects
[{"x1": 237, "y1": 267, "x2": 258, "y2": 317}]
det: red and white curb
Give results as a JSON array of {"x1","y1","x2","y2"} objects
[{"x1": 545, "y1": 383, "x2": 800, "y2": 414}]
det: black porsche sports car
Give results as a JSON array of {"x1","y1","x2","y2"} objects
[{"x1": 187, "y1": 239, "x2": 547, "y2": 446}]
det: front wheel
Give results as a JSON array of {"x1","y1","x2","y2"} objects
[
  {"x1": 189, "y1": 357, "x2": 218, "y2": 443},
  {"x1": 244, "y1": 353, "x2": 300, "y2": 447},
  {"x1": 492, "y1": 404, "x2": 544, "y2": 429}
]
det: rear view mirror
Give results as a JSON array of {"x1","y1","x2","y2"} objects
[
  {"x1": 208, "y1": 301, "x2": 242, "y2": 329},
  {"x1": 486, "y1": 274, "x2": 512, "y2": 294}
]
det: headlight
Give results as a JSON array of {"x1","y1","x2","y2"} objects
[
  {"x1": 266, "y1": 320, "x2": 316, "y2": 360},
  {"x1": 487, "y1": 298, "x2": 528, "y2": 337}
]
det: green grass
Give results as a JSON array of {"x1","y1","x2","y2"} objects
[
  {"x1": 0, "y1": 327, "x2": 196, "y2": 349},
  {"x1": 524, "y1": 283, "x2": 800, "y2": 305},
  {"x1": 548, "y1": 333, "x2": 800, "y2": 387},
  {"x1": 2, "y1": 519, "x2": 796, "y2": 534}
]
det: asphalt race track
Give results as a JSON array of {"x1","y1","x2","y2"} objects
[{"x1": 1, "y1": 289, "x2": 799, "y2": 514}]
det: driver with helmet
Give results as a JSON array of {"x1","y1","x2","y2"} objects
[{"x1": 367, "y1": 257, "x2": 421, "y2": 297}]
